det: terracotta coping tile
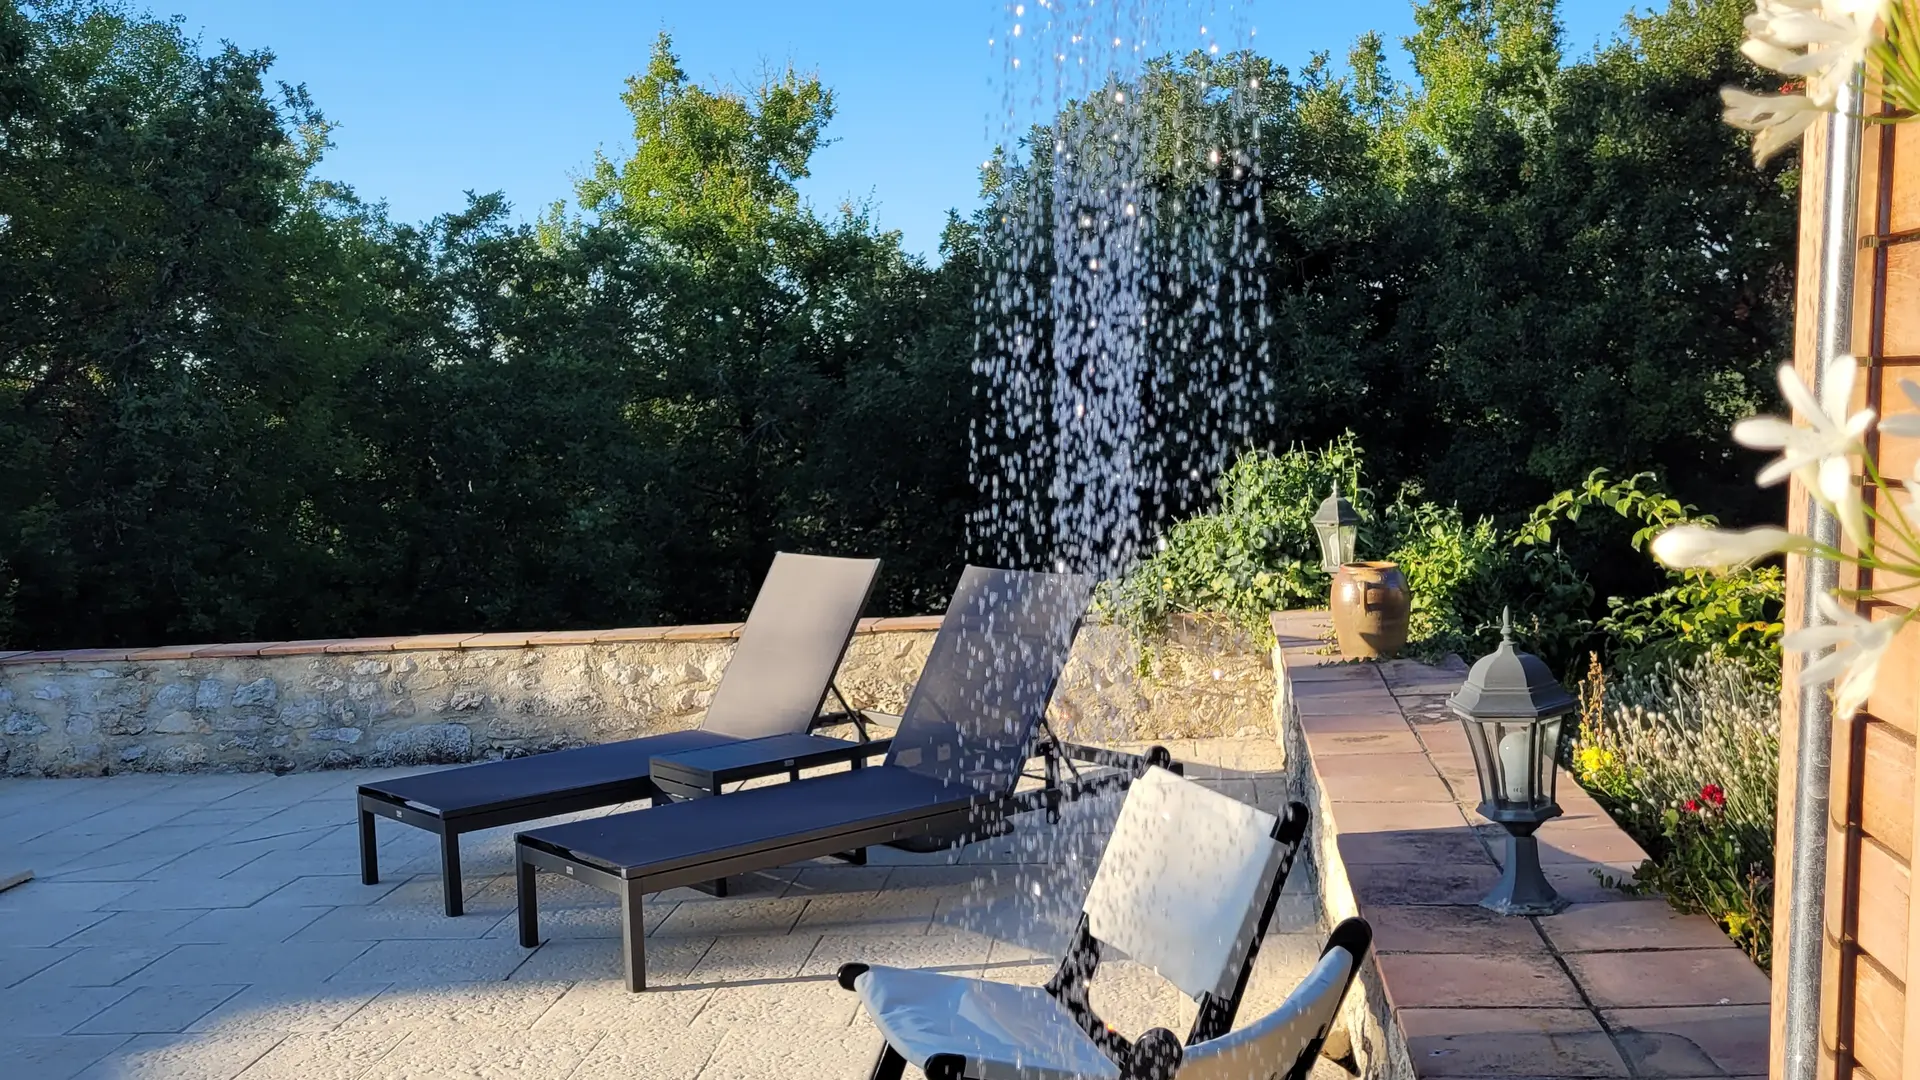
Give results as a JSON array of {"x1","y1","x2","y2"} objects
[
  {"x1": 43, "y1": 647, "x2": 136, "y2": 663},
  {"x1": 1324, "y1": 799, "x2": 1472, "y2": 834},
  {"x1": 1375, "y1": 951, "x2": 1584, "y2": 1010},
  {"x1": 0, "y1": 650, "x2": 28, "y2": 662},
  {"x1": 122, "y1": 644, "x2": 215, "y2": 661},
  {"x1": 460, "y1": 632, "x2": 538, "y2": 649},
  {"x1": 1397, "y1": 1006, "x2": 1603, "y2": 1038},
  {"x1": 1320, "y1": 767, "x2": 1456, "y2": 805},
  {"x1": 1347, "y1": 861, "x2": 1502, "y2": 908},
  {"x1": 1297, "y1": 710, "x2": 1411, "y2": 736},
  {"x1": 854, "y1": 617, "x2": 885, "y2": 633},
  {"x1": 869, "y1": 616, "x2": 944, "y2": 632},
  {"x1": 1408, "y1": 1030, "x2": 1629, "y2": 1078},
  {"x1": 1563, "y1": 949, "x2": 1770, "y2": 1009},
  {"x1": 523, "y1": 631, "x2": 603, "y2": 645},
  {"x1": 257, "y1": 639, "x2": 348, "y2": 657},
  {"x1": 1539, "y1": 901, "x2": 1735, "y2": 954},
  {"x1": 1366, "y1": 906, "x2": 1551, "y2": 956},
  {"x1": 1335, "y1": 827, "x2": 1492, "y2": 868},
  {"x1": 391, "y1": 634, "x2": 481, "y2": 650},
  {"x1": 587, "y1": 627, "x2": 676, "y2": 644},
  {"x1": 658, "y1": 623, "x2": 744, "y2": 642},
  {"x1": 1286, "y1": 662, "x2": 1385, "y2": 684},
  {"x1": 325, "y1": 638, "x2": 407, "y2": 654},
  {"x1": 1303, "y1": 727, "x2": 1426, "y2": 756},
  {"x1": 1600, "y1": 1005, "x2": 1769, "y2": 1078},
  {"x1": 1294, "y1": 691, "x2": 1404, "y2": 717},
  {"x1": 0, "y1": 649, "x2": 80, "y2": 665},
  {"x1": 188, "y1": 642, "x2": 282, "y2": 658},
  {"x1": 1314, "y1": 751, "x2": 1446, "y2": 779}
]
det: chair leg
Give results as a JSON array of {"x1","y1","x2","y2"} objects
[
  {"x1": 620, "y1": 880, "x2": 647, "y2": 992},
  {"x1": 439, "y1": 830, "x2": 464, "y2": 917},
  {"x1": 357, "y1": 804, "x2": 379, "y2": 885},
  {"x1": 516, "y1": 852, "x2": 541, "y2": 948},
  {"x1": 867, "y1": 1044, "x2": 908, "y2": 1080}
]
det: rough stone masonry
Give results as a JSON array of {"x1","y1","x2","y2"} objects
[{"x1": 0, "y1": 620, "x2": 1273, "y2": 777}]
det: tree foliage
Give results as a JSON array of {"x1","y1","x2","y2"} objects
[{"x1": 0, "y1": 0, "x2": 1795, "y2": 650}]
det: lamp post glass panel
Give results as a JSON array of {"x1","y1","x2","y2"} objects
[
  {"x1": 1311, "y1": 484, "x2": 1360, "y2": 573},
  {"x1": 1448, "y1": 610, "x2": 1576, "y2": 916}
]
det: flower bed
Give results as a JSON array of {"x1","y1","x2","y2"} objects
[{"x1": 1569, "y1": 655, "x2": 1780, "y2": 966}]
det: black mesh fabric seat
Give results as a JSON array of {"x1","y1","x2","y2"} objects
[
  {"x1": 355, "y1": 552, "x2": 880, "y2": 916},
  {"x1": 514, "y1": 565, "x2": 1138, "y2": 991}
]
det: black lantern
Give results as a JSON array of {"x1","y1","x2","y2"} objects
[
  {"x1": 1448, "y1": 610, "x2": 1577, "y2": 916},
  {"x1": 1310, "y1": 483, "x2": 1361, "y2": 574}
]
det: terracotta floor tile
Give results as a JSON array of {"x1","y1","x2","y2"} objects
[
  {"x1": 1540, "y1": 902, "x2": 1734, "y2": 954},
  {"x1": 1564, "y1": 949, "x2": 1769, "y2": 1008},
  {"x1": 1374, "y1": 952, "x2": 1583, "y2": 1009},
  {"x1": 1366, "y1": 906, "x2": 1548, "y2": 955},
  {"x1": 1602, "y1": 1004, "x2": 1769, "y2": 1077},
  {"x1": 1297, "y1": 710, "x2": 1413, "y2": 735}
]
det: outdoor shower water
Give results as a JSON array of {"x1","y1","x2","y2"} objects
[{"x1": 941, "y1": 0, "x2": 1277, "y2": 1010}]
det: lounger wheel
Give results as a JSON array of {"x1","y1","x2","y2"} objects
[
  {"x1": 1143, "y1": 745, "x2": 1174, "y2": 774},
  {"x1": 837, "y1": 962, "x2": 869, "y2": 990}
]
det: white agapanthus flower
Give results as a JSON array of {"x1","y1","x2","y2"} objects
[
  {"x1": 1723, "y1": 0, "x2": 1891, "y2": 164},
  {"x1": 1732, "y1": 355, "x2": 1875, "y2": 547},
  {"x1": 1650, "y1": 524, "x2": 1809, "y2": 571},
  {"x1": 1745, "y1": 0, "x2": 1889, "y2": 104},
  {"x1": 1785, "y1": 591, "x2": 1900, "y2": 720},
  {"x1": 1721, "y1": 87, "x2": 1823, "y2": 164}
]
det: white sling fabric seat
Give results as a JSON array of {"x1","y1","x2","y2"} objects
[{"x1": 853, "y1": 964, "x2": 1122, "y2": 1080}]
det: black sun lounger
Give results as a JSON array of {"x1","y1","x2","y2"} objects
[
  {"x1": 356, "y1": 551, "x2": 881, "y2": 916},
  {"x1": 514, "y1": 565, "x2": 1170, "y2": 991}
]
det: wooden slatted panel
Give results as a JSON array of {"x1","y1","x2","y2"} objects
[
  {"x1": 1799, "y1": 72, "x2": 1919, "y2": 1080},
  {"x1": 1862, "y1": 722, "x2": 1916, "y2": 863}
]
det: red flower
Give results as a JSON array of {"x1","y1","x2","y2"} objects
[
  {"x1": 1683, "y1": 798, "x2": 1702, "y2": 813},
  {"x1": 1700, "y1": 784, "x2": 1726, "y2": 809}
]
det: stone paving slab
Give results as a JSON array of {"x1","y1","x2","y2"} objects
[{"x1": 0, "y1": 741, "x2": 1343, "y2": 1079}]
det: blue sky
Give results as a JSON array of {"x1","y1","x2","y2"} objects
[{"x1": 156, "y1": 1, "x2": 1642, "y2": 259}]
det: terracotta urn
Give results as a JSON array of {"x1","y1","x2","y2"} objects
[{"x1": 1330, "y1": 561, "x2": 1411, "y2": 660}]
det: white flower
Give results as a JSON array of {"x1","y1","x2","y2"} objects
[
  {"x1": 1720, "y1": 87, "x2": 1823, "y2": 164},
  {"x1": 1784, "y1": 591, "x2": 1899, "y2": 720},
  {"x1": 1732, "y1": 356, "x2": 1874, "y2": 546},
  {"x1": 1651, "y1": 524, "x2": 1809, "y2": 570},
  {"x1": 1877, "y1": 378, "x2": 1920, "y2": 437},
  {"x1": 1743, "y1": 0, "x2": 1889, "y2": 105}
]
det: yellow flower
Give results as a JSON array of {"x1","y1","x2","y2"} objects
[{"x1": 1724, "y1": 912, "x2": 1751, "y2": 938}]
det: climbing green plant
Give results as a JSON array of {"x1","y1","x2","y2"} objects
[{"x1": 1101, "y1": 435, "x2": 1368, "y2": 644}]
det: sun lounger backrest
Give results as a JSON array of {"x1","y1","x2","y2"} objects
[
  {"x1": 1082, "y1": 766, "x2": 1286, "y2": 1003},
  {"x1": 883, "y1": 565, "x2": 1093, "y2": 797},
  {"x1": 699, "y1": 552, "x2": 881, "y2": 740},
  {"x1": 1171, "y1": 931, "x2": 1364, "y2": 1080}
]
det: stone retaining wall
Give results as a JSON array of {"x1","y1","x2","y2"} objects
[{"x1": 0, "y1": 617, "x2": 1272, "y2": 777}]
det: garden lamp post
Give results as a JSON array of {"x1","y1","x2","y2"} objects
[
  {"x1": 1449, "y1": 609, "x2": 1576, "y2": 916},
  {"x1": 1310, "y1": 484, "x2": 1360, "y2": 574}
]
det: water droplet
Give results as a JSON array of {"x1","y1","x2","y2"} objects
[{"x1": 1013, "y1": 23, "x2": 1022, "y2": 36}]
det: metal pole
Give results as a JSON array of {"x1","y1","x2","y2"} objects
[{"x1": 1781, "y1": 66, "x2": 1864, "y2": 1080}]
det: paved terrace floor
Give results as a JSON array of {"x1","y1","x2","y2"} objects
[{"x1": 0, "y1": 739, "x2": 1342, "y2": 1080}]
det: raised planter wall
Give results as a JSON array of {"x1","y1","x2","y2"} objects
[{"x1": 0, "y1": 618, "x2": 1273, "y2": 778}]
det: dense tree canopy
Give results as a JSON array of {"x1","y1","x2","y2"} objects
[{"x1": 0, "y1": 0, "x2": 1792, "y2": 648}]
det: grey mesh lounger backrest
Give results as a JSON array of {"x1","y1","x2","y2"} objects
[
  {"x1": 697, "y1": 552, "x2": 882, "y2": 740},
  {"x1": 882, "y1": 565, "x2": 1094, "y2": 797}
]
